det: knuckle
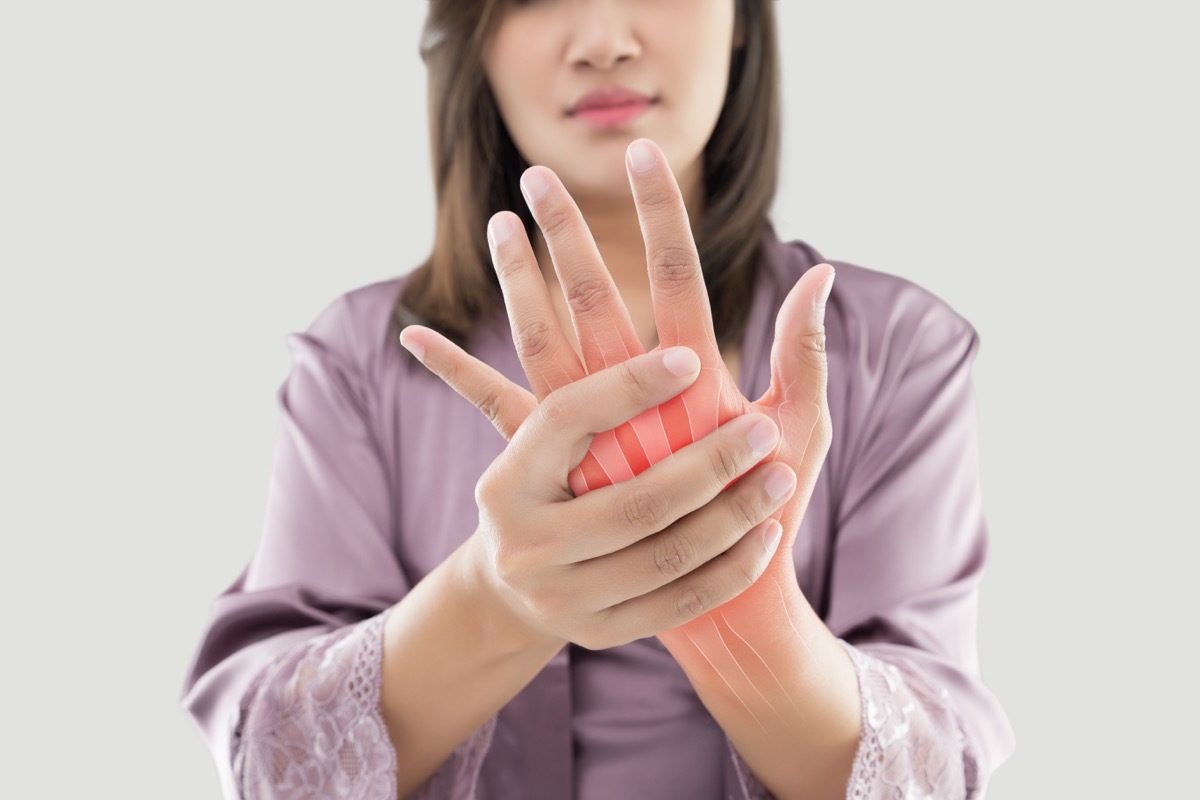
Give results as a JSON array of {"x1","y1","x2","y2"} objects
[
  {"x1": 565, "y1": 275, "x2": 616, "y2": 316},
  {"x1": 652, "y1": 532, "x2": 695, "y2": 578},
  {"x1": 474, "y1": 473, "x2": 496, "y2": 509},
  {"x1": 537, "y1": 206, "x2": 573, "y2": 239},
  {"x1": 620, "y1": 486, "x2": 669, "y2": 530},
  {"x1": 673, "y1": 584, "x2": 714, "y2": 621},
  {"x1": 493, "y1": 541, "x2": 524, "y2": 584},
  {"x1": 639, "y1": 185, "x2": 675, "y2": 212},
  {"x1": 804, "y1": 326, "x2": 828, "y2": 356},
  {"x1": 708, "y1": 445, "x2": 744, "y2": 486},
  {"x1": 618, "y1": 362, "x2": 652, "y2": 399},
  {"x1": 476, "y1": 386, "x2": 504, "y2": 425},
  {"x1": 648, "y1": 244, "x2": 698, "y2": 291},
  {"x1": 515, "y1": 318, "x2": 555, "y2": 362},
  {"x1": 726, "y1": 489, "x2": 761, "y2": 531},
  {"x1": 537, "y1": 394, "x2": 572, "y2": 429},
  {"x1": 491, "y1": 247, "x2": 522, "y2": 279}
]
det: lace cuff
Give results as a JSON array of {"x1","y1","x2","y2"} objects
[
  {"x1": 725, "y1": 641, "x2": 979, "y2": 800},
  {"x1": 231, "y1": 608, "x2": 499, "y2": 799},
  {"x1": 840, "y1": 639, "x2": 980, "y2": 799}
]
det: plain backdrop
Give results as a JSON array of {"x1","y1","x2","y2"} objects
[{"x1": 2, "y1": 1, "x2": 1195, "y2": 797}]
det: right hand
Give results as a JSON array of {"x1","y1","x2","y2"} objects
[{"x1": 403, "y1": 328, "x2": 797, "y2": 651}]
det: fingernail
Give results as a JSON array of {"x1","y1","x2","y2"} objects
[
  {"x1": 520, "y1": 169, "x2": 549, "y2": 203},
  {"x1": 488, "y1": 215, "x2": 513, "y2": 247},
  {"x1": 662, "y1": 347, "x2": 700, "y2": 376},
  {"x1": 761, "y1": 520, "x2": 783, "y2": 553},
  {"x1": 764, "y1": 466, "x2": 795, "y2": 502},
  {"x1": 628, "y1": 140, "x2": 658, "y2": 174},
  {"x1": 747, "y1": 418, "x2": 779, "y2": 455},
  {"x1": 399, "y1": 333, "x2": 424, "y2": 361}
]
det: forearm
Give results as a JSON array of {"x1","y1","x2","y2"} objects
[
  {"x1": 381, "y1": 532, "x2": 565, "y2": 798},
  {"x1": 659, "y1": 575, "x2": 862, "y2": 800}
]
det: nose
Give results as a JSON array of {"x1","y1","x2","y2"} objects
[{"x1": 564, "y1": 0, "x2": 642, "y2": 70}]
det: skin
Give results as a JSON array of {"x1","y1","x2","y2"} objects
[
  {"x1": 481, "y1": 0, "x2": 739, "y2": 358},
  {"x1": 400, "y1": 139, "x2": 860, "y2": 800},
  {"x1": 384, "y1": 2, "x2": 861, "y2": 798}
]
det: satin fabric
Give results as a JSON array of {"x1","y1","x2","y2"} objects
[{"x1": 181, "y1": 223, "x2": 1014, "y2": 798}]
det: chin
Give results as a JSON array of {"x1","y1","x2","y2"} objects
[
  {"x1": 536, "y1": 155, "x2": 630, "y2": 200},
  {"x1": 567, "y1": 170, "x2": 638, "y2": 204}
]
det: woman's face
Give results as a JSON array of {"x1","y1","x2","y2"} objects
[{"x1": 482, "y1": 0, "x2": 739, "y2": 207}]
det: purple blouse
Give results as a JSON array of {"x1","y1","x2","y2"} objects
[{"x1": 181, "y1": 224, "x2": 1015, "y2": 798}]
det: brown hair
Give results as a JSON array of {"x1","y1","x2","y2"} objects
[{"x1": 395, "y1": 0, "x2": 781, "y2": 351}]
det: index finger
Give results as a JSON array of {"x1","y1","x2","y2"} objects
[
  {"x1": 625, "y1": 138, "x2": 722, "y2": 363},
  {"x1": 510, "y1": 347, "x2": 702, "y2": 495},
  {"x1": 520, "y1": 166, "x2": 646, "y2": 375}
]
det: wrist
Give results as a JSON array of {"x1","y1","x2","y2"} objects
[{"x1": 453, "y1": 531, "x2": 566, "y2": 659}]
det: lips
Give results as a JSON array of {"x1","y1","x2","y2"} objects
[{"x1": 569, "y1": 86, "x2": 655, "y2": 115}]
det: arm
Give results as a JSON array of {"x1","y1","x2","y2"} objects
[
  {"x1": 191, "y1": 278, "x2": 790, "y2": 797},
  {"x1": 380, "y1": 534, "x2": 563, "y2": 798},
  {"x1": 180, "y1": 291, "x2": 557, "y2": 799},
  {"x1": 764, "y1": 289, "x2": 1011, "y2": 799},
  {"x1": 817, "y1": 305, "x2": 1013, "y2": 798},
  {"x1": 396, "y1": 139, "x2": 1013, "y2": 796},
  {"x1": 720, "y1": 300, "x2": 1014, "y2": 799},
  {"x1": 480, "y1": 142, "x2": 862, "y2": 799}
]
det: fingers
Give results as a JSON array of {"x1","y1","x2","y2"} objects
[
  {"x1": 573, "y1": 454, "x2": 795, "y2": 614},
  {"x1": 624, "y1": 138, "x2": 722, "y2": 364},
  {"x1": 399, "y1": 324, "x2": 536, "y2": 441},
  {"x1": 487, "y1": 210, "x2": 585, "y2": 399},
  {"x1": 756, "y1": 264, "x2": 835, "y2": 516},
  {"x1": 509, "y1": 346, "x2": 704, "y2": 491},
  {"x1": 578, "y1": 514, "x2": 785, "y2": 650},
  {"x1": 518, "y1": 167, "x2": 645, "y2": 373},
  {"x1": 563, "y1": 412, "x2": 784, "y2": 561},
  {"x1": 760, "y1": 263, "x2": 835, "y2": 410}
]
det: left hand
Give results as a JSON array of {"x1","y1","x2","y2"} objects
[{"x1": 400, "y1": 138, "x2": 835, "y2": 650}]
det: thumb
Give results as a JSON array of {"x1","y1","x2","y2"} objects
[{"x1": 761, "y1": 263, "x2": 834, "y2": 409}]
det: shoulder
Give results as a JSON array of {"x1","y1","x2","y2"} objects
[{"x1": 292, "y1": 274, "x2": 413, "y2": 380}]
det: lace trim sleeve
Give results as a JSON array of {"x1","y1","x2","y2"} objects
[
  {"x1": 839, "y1": 639, "x2": 981, "y2": 800},
  {"x1": 231, "y1": 611, "x2": 398, "y2": 798},
  {"x1": 230, "y1": 608, "x2": 499, "y2": 799},
  {"x1": 724, "y1": 641, "x2": 980, "y2": 800}
]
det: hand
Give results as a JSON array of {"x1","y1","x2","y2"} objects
[
  {"x1": 404, "y1": 140, "x2": 832, "y2": 656},
  {"x1": 405, "y1": 139, "x2": 849, "y2": 794},
  {"x1": 434, "y1": 345, "x2": 799, "y2": 650}
]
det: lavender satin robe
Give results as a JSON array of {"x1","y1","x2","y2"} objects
[{"x1": 181, "y1": 224, "x2": 1015, "y2": 798}]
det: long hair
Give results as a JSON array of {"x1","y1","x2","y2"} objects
[{"x1": 395, "y1": 0, "x2": 781, "y2": 351}]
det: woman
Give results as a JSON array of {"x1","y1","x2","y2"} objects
[{"x1": 181, "y1": 1, "x2": 1015, "y2": 798}]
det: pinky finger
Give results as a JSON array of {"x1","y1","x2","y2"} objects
[{"x1": 399, "y1": 324, "x2": 536, "y2": 441}]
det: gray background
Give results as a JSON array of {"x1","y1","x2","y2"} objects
[{"x1": 2, "y1": 1, "x2": 1195, "y2": 797}]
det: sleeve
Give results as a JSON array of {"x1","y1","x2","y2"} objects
[
  {"x1": 179, "y1": 293, "x2": 497, "y2": 799},
  {"x1": 822, "y1": 302, "x2": 1016, "y2": 799}
]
